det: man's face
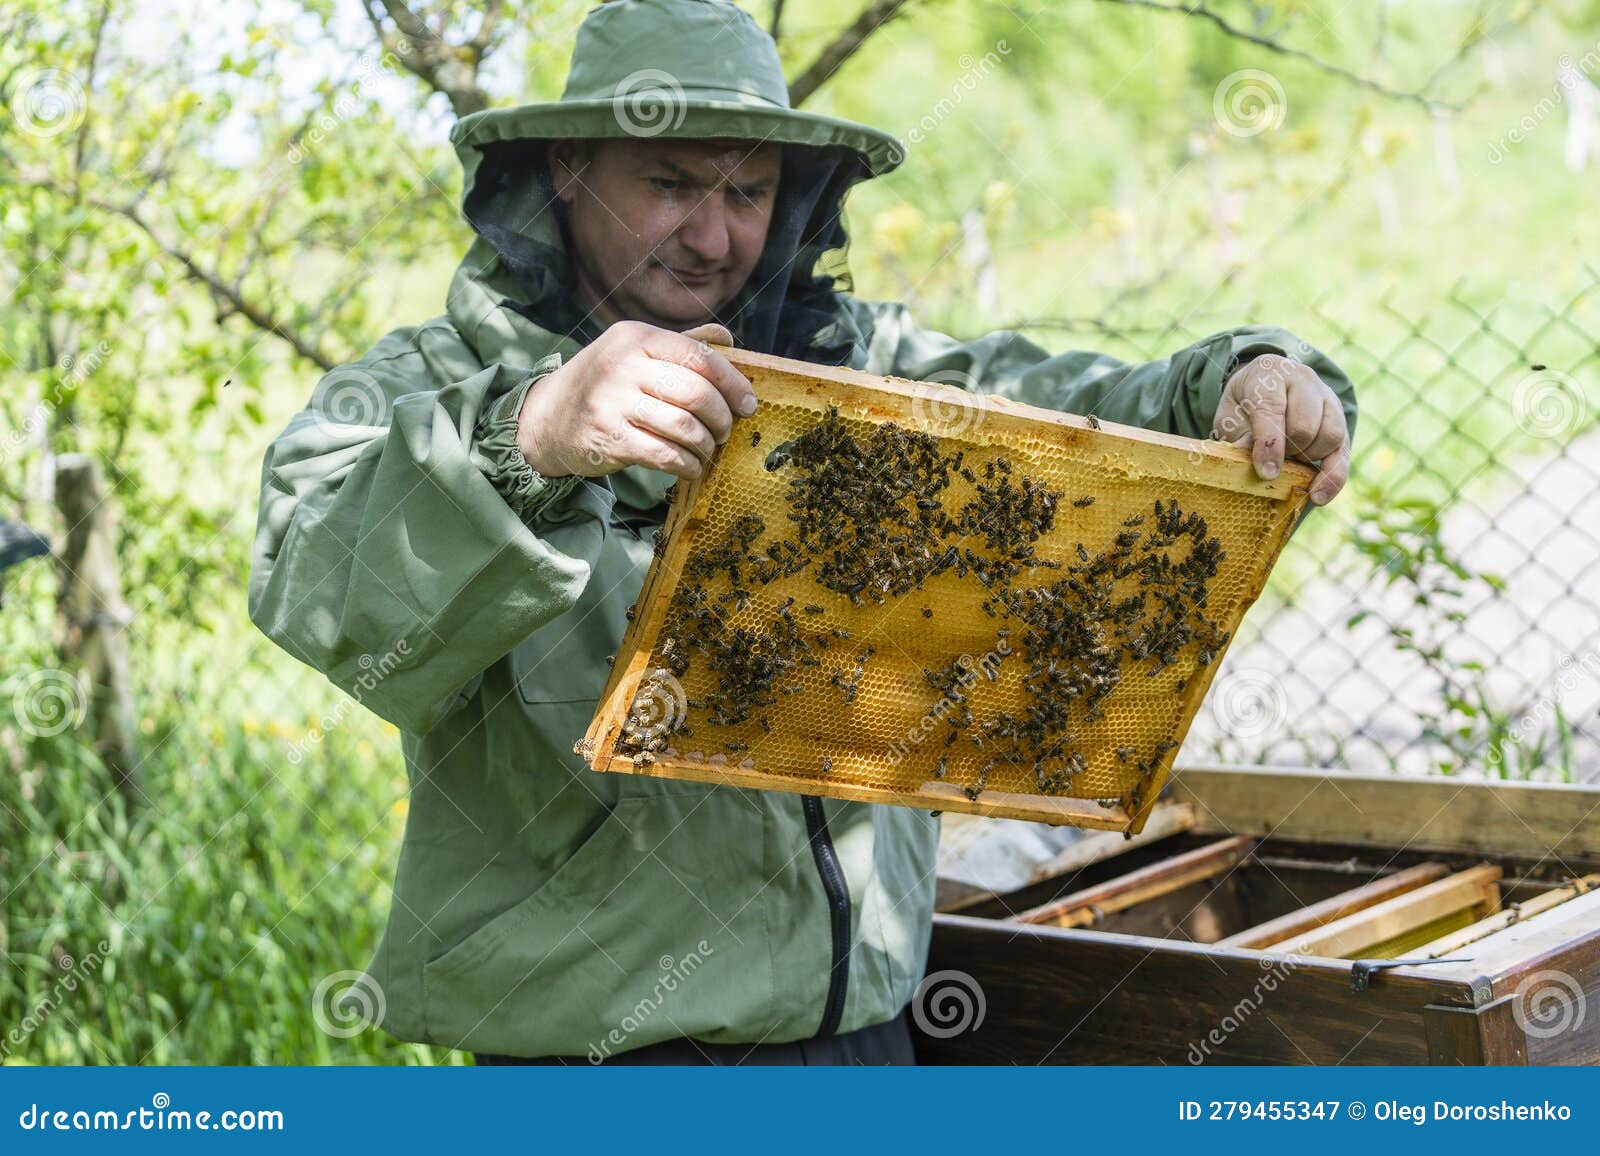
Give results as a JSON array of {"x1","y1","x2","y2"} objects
[{"x1": 550, "y1": 138, "x2": 781, "y2": 330}]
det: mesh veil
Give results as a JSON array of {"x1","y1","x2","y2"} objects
[{"x1": 461, "y1": 140, "x2": 874, "y2": 366}]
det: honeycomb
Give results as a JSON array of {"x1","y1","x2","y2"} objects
[{"x1": 578, "y1": 349, "x2": 1311, "y2": 831}]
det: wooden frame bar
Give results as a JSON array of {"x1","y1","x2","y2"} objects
[
  {"x1": 1217, "y1": 861, "x2": 1452, "y2": 949},
  {"x1": 1014, "y1": 835, "x2": 1256, "y2": 928},
  {"x1": 1245, "y1": 863, "x2": 1503, "y2": 959},
  {"x1": 1415, "y1": 874, "x2": 1600, "y2": 960}
]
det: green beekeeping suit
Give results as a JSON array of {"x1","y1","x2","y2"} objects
[{"x1": 247, "y1": 0, "x2": 1356, "y2": 1058}]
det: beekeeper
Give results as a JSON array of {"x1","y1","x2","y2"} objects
[{"x1": 248, "y1": 0, "x2": 1355, "y2": 1064}]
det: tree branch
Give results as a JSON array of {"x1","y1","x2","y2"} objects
[
  {"x1": 361, "y1": 0, "x2": 491, "y2": 118},
  {"x1": 789, "y1": 0, "x2": 917, "y2": 107},
  {"x1": 1087, "y1": 0, "x2": 1460, "y2": 112},
  {"x1": 88, "y1": 198, "x2": 337, "y2": 371}
]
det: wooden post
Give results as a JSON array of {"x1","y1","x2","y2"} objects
[{"x1": 52, "y1": 453, "x2": 140, "y2": 803}]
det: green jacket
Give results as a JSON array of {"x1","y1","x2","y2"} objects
[{"x1": 248, "y1": 116, "x2": 1356, "y2": 1060}]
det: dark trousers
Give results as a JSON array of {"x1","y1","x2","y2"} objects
[{"x1": 476, "y1": 1008, "x2": 917, "y2": 1066}]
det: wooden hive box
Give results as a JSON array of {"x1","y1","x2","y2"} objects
[
  {"x1": 921, "y1": 766, "x2": 1600, "y2": 1065},
  {"x1": 577, "y1": 347, "x2": 1313, "y2": 832}
]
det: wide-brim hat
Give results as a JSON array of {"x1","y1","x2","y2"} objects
[{"x1": 449, "y1": 0, "x2": 906, "y2": 181}]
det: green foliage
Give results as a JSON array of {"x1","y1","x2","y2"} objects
[{"x1": 1344, "y1": 487, "x2": 1578, "y2": 781}]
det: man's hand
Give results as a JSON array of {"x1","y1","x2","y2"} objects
[
  {"x1": 1212, "y1": 353, "x2": 1350, "y2": 506},
  {"x1": 516, "y1": 321, "x2": 756, "y2": 481}
]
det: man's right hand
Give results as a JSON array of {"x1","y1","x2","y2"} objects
[{"x1": 515, "y1": 321, "x2": 757, "y2": 481}]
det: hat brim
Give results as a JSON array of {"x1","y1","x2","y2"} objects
[{"x1": 451, "y1": 97, "x2": 906, "y2": 178}]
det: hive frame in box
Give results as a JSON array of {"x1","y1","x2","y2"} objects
[{"x1": 576, "y1": 347, "x2": 1315, "y2": 834}]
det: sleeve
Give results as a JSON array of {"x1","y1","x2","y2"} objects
[
  {"x1": 246, "y1": 340, "x2": 612, "y2": 736},
  {"x1": 859, "y1": 300, "x2": 1357, "y2": 446}
]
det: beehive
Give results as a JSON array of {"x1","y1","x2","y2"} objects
[{"x1": 577, "y1": 347, "x2": 1313, "y2": 832}]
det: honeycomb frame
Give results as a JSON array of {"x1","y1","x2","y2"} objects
[{"x1": 577, "y1": 347, "x2": 1314, "y2": 833}]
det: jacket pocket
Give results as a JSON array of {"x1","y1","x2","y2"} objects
[
  {"x1": 419, "y1": 790, "x2": 775, "y2": 1058},
  {"x1": 423, "y1": 798, "x2": 637, "y2": 990}
]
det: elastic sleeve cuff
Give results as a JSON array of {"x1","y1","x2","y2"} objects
[
  {"x1": 1223, "y1": 332, "x2": 1305, "y2": 381},
  {"x1": 474, "y1": 353, "x2": 584, "y2": 525}
]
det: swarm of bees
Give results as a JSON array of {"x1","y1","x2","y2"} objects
[{"x1": 614, "y1": 406, "x2": 1230, "y2": 811}]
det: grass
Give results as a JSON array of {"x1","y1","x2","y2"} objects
[{"x1": 0, "y1": 611, "x2": 456, "y2": 1065}]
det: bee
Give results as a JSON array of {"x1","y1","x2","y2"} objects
[
  {"x1": 750, "y1": 430, "x2": 762, "y2": 447},
  {"x1": 1073, "y1": 496, "x2": 1095, "y2": 508},
  {"x1": 804, "y1": 604, "x2": 825, "y2": 615},
  {"x1": 821, "y1": 756, "x2": 833, "y2": 773},
  {"x1": 725, "y1": 741, "x2": 748, "y2": 753},
  {"x1": 922, "y1": 607, "x2": 934, "y2": 618},
  {"x1": 1086, "y1": 415, "x2": 1101, "y2": 430}
]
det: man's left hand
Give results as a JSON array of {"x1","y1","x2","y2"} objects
[{"x1": 1212, "y1": 353, "x2": 1350, "y2": 507}]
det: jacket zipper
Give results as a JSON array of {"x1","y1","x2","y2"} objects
[{"x1": 802, "y1": 794, "x2": 851, "y2": 1038}]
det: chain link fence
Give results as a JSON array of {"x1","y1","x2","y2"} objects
[{"x1": 1018, "y1": 272, "x2": 1600, "y2": 782}]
